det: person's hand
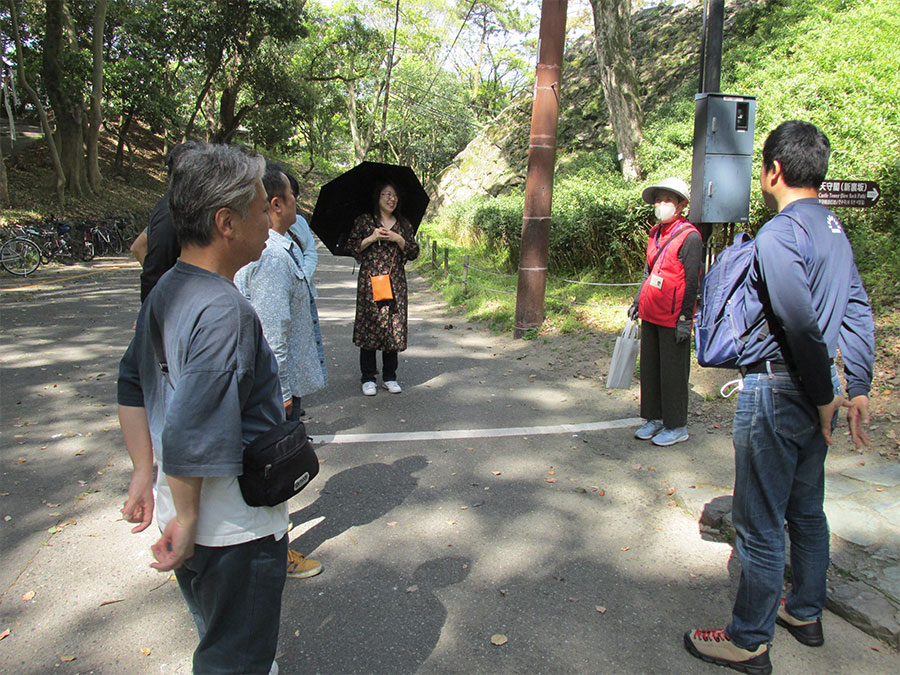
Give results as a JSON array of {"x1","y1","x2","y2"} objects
[
  {"x1": 845, "y1": 394, "x2": 871, "y2": 449},
  {"x1": 121, "y1": 467, "x2": 155, "y2": 534},
  {"x1": 283, "y1": 398, "x2": 293, "y2": 419},
  {"x1": 150, "y1": 515, "x2": 197, "y2": 572},
  {"x1": 816, "y1": 394, "x2": 845, "y2": 446},
  {"x1": 675, "y1": 318, "x2": 691, "y2": 343},
  {"x1": 374, "y1": 226, "x2": 392, "y2": 241},
  {"x1": 627, "y1": 301, "x2": 639, "y2": 321}
]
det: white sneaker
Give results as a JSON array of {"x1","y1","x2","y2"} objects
[
  {"x1": 383, "y1": 380, "x2": 402, "y2": 394},
  {"x1": 362, "y1": 381, "x2": 377, "y2": 396}
]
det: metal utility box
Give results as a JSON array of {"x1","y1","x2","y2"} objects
[{"x1": 689, "y1": 93, "x2": 756, "y2": 224}]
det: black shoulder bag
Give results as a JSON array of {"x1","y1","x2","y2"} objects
[{"x1": 148, "y1": 311, "x2": 319, "y2": 507}]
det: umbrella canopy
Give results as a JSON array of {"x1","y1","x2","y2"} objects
[{"x1": 310, "y1": 161, "x2": 430, "y2": 256}]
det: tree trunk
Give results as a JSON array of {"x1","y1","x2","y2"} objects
[
  {"x1": 0, "y1": 139, "x2": 8, "y2": 206},
  {"x1": 348, "y1": 79, "x2": 363, "y2": 162},
  {"x1": 114, "y1": 105, "x2": 135, "y2": 177},
  {"x1": 348, "y1": 79, "x2": 377, "y2": 163},
  {"x1": 7, "y1": 0, "x2": 64, "y2": 205},
  {"x1": 183, "y1": 47, "x2": 226, "y2": 141},
  {"x1": 379, "y1": 0, "x2": 401, "y2": 162},
  {"x1": 589, "y1": 0, "x2": 643, "y2": 181},
  {"x1": 86, "y1": 0, "x2": 108, "y2": 192},
  {"x1": 43, "y1": 0, "x2": 85, "y2": 195},
  {"x1": 213, "y1": 72, "x2": 255, "y2": 145}
]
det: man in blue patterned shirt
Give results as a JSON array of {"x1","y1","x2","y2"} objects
[{"x1": 234, "y1": 162, "x2": 327, "y2": 580}]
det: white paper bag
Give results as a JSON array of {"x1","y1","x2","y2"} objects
[{"x1": 606, "y1": 319, "x2": 640, "y2": 389}]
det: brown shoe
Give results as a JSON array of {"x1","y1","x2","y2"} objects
[
  {"x1": 776, "y1": 600, "x2": 824, "y2": 646},
  {"x1": 287, "y1": 548, "x2": 323, "y2": 579},
  {"x1": 683, "y1": 628, "x2": 772, "y2": 674}
]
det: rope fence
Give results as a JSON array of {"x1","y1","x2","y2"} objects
[{"x1": 415, "y1": 233, "x2": 641, "y2": 310}]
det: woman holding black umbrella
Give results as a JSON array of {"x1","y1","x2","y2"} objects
[{"x1": 346, "y1": 181, "x2": 420, "y2": 396}]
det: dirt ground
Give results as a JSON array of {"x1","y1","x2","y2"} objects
[{"x1": 511, "y1": 323, "x2": 900, "y2": 463}]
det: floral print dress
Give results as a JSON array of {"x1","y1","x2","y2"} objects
[{"x1": 346, "y1": 213, "x2": 420, "y2": 351}]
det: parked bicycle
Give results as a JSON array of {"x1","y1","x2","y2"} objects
[
  {"x1": 0, "y1": 217, "x2": 90, "y2": 275},
  {"x1": 0, "y1": 235, "x2": 42, "y2": 276},
  {"x1": 80, "y1": 215, "x2": 126, "y2": 257},
  {"x1": 1, "y1": 212, "x2": 132, "y2": 276}
]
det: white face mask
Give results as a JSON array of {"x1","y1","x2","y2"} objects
[{"x1": 654, "y1": 202, "x2": 678, "y2": 222}]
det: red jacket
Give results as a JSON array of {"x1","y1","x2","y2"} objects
[{"x1": 639, "y1": 217, "x2": 700, "y2": 327}]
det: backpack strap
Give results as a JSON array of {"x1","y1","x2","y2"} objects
[
  {"x1": 147, "y1": 310, "x2": 174, "y2": 389},
  {"x1": 638, "y1": 221, "x2": 690, "y2": 298}
]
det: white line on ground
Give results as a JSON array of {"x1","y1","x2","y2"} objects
[
  {"x1": 311, "y1": 418, "x2": 643, "y2": 445},
  {"x1": 316, "y1": 317, "x2": 425, "y2": 322}
]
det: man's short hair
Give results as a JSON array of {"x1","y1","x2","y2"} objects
[
  {"x1": 762, "y1": 120, "x2": 830, "y2": 189},
  {"x1": 285, "y1": 172, "x2": 300, "y2": 199},
  {"x1": 169, "y1": 143, "x2": 265, "y2": 248},
  {"x1": 262, "y1": 162, "x2": 288, "y2": 203},
  {"x1": 166, "y1": 140, "x2": 202, "y2": 176}
]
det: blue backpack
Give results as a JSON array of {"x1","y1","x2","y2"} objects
[{"x1": 693, "y1": 232, "x2": 765, "y2": 368}]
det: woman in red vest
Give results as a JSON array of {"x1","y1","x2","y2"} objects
[{"x1": 628, "y1": 177, "x2": 703, "y2": 446}]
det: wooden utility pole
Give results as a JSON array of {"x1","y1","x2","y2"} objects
[{"x1": 513, "y1": 0, "x2": 567, "y2": 338}]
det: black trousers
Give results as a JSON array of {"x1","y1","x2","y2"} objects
[
  {"x1": 639, "y1": 320, "x2": 691, "y2": 428},
  {"x1": 360, "y1": 348, "x2": 398, "y2": 383}
]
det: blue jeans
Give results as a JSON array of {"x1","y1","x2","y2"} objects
[
  {"x1": 175, "y1": 534, "x2": 288, "y2": 674},
  {"x1": 726, "y1": 366, "x2": 840, "y2": 649}
]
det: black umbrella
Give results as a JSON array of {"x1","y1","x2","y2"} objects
[{"x1": 309, "y1": 161, "x2": 430, "y2": 256}]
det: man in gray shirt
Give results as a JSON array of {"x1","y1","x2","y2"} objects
[{"x1": 118, "y1": 143, "x2": 288, "y2": 674}]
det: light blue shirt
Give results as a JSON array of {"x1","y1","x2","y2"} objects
[
  {"x1": 234, "y1": 229, "x2": 327, "y2": 401},
  {"x1": 289, "y1": 214, "x2": 318, "y2": 298}
]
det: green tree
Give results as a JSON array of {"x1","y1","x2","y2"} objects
[
  {"x1": 454, "y1": 0, "x2": 532, "y2": 119},
  {"x1": 292, "y1": 8, "x2": 387, "y2": 163},
  {"x1": 85, "y1": 0, "x2": 107, "y2": 191},
  {"x1": 178, "y1": 0, "x2": 308, "y2": 143},
  {"x1": 385, "y1": 54, "x2": 477, "y2": 184},
  {"x1": 588, "y1": 0, "x2": 643, "y2": 180},
  {"x1": 42, "y1": 0, "x2": 89, "y2": 195},
  {"x1": 100, "y1": 0, "x2": 204, "y2": 176}
]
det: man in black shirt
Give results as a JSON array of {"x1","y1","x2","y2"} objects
[{"x1": 138, "y1": 141, "x2": 199, "y2": 302}]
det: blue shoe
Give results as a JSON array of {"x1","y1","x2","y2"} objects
[
  {"x1": 652, "y1": 426, "x2": 689, "y2": 446},
  {"x1": 634, "y1": 419, "x2": 664, "y2": 440}
]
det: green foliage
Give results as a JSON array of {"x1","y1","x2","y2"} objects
[
  {"x1": 720, "y1": 0, "x2": 900, "y2": 308},
  {"x1": 434, "y1": 0, "x2": 899, "y2": 309},
  {"x1": 386, "y1": 55, "x2": 479, "y2": 185},
  {"x1": 434, "y1": 163, "x2": 650, "y2": 279}
]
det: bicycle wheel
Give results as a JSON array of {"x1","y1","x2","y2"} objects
[
  {"x1": 92, "y1": 230, "x2": 109, "y2": 256},
  {"x1": 109, "y1": 227, "x2": 126, "y2": 254},
  {"x1": 0, "y1": 238, "x2": 42, "y2": 276},
  {"x1": 82, "y1": 239, "x2": 96, "y2": 261}
]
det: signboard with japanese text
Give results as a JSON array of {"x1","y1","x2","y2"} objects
[{"x1": 818, "y1": 180, "x2": 880, "y2": 208}]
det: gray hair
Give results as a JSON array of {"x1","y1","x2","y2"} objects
[{"x1": 168, "y1": 143, "x2": 265, "y2": 248}]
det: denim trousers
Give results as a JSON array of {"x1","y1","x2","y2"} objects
[
  {"x1": 726, "y1": 366, "x2": 840, "y2": 649},
  {"x1": 175, "y1": 534, "x2": 288, "y2": 674},
  {"x1": 360, "y1": 348, "x2": 398, "y2": 383}
]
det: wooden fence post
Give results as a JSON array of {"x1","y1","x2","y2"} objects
[
  {"x1": 463, "y1": 255, "x2": 469, "y2": 296},
  {"x1": 443, "y1": 247, "x2": 449, "y2": 273}
]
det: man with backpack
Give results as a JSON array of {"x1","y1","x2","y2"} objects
[{"x1": 684, "y1": 121, "x2": 875, "y2": 674}]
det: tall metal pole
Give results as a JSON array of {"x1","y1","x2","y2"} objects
[
  {"x1": 695, "y1": 0, "x2": 725, "y2": 247},
  {"x1": 701, "y1": 0, "x2": 724, "y2": 94},
  {"x1": 513, "y1": 0, "x2": 567, "y2": 339}
]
